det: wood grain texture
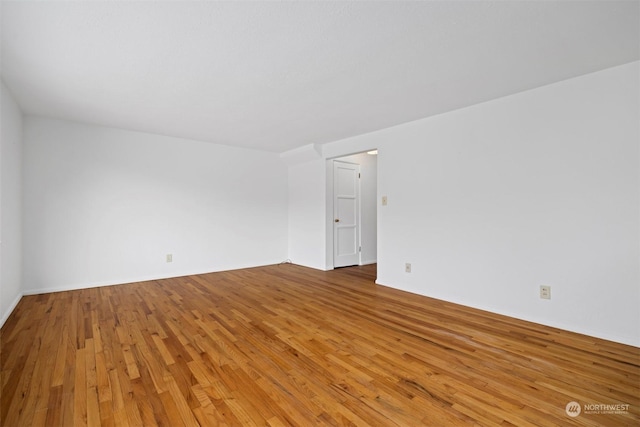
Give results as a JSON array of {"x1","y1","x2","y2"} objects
[{"x1": 1, "y1": 264, "x2": 638, "y2": 426}]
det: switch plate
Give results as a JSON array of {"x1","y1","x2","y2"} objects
[
  {"x1": 382, "y1": 196, "x2": 388, "y2": 206},
  {"x1": 405, "y1": 263, "x2": 411, "y2": 273},
  {"x1": 166, "y1": 254, "x2": 173, "y2": 263},
  {"x1": 540, "y1": 285, "x2": 551, "y2": 299}
]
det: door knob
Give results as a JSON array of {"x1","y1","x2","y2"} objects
[{"x1": 334, "y1": 219, "x2": 340, "y2": 223}]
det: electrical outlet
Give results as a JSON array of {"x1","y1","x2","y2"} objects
[
  {"x1": 166, "y1": 254, "x2": 173, "y2": 263},
  {"x1": 382, "y1": 196, "x2": 388, "y2": 206},
  {"x1": 405, "y1": 263, "x2": 411, "y2": 273},
  {"x1": 540, "y1": 285, "x2": 551, "y2": 300}
]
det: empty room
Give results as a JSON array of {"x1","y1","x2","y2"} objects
[{"x1": 1, "y1": 1, "x2": 639, "y2": 426}]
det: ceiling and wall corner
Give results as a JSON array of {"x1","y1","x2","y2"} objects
[{"x1": 1, "y1": 1, "x2": 638, "y2": 154}]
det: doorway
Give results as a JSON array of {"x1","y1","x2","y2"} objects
[{"x1": 329, "y1": 151, "x2": 377, "y2": 269}]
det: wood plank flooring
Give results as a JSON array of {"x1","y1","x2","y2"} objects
[{"x1": 1, "y1": 264, "x2": 639, "y2": 426}]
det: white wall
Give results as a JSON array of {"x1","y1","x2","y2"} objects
[
  {"x1": 329, "y1": 152, "x2": 377, "y2": 265},
  {"x1": 377, "y1": 61, "x2": 639, "y2": 347},
  {"x1": 291, "y1": 61, "x2": 640, "y2": 346},
  {"x1": 0, "y1": 81, "x2": 24, "y2": 327},
  {"x1": 287, "y1": 158, "x2": 327, "y2": 270},
  {"x1": 23, "y1": 117, "x2": 289, "y2": 293}
]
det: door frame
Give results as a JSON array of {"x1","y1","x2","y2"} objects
[
  {"x1": 324, "y1": 149, "x2": 378, "y2": 272},
  {"x1": 326, "y1": 157, "x2": 364, "y2": 270}
]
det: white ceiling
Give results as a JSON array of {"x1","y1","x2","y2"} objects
[{"x1": 2, "y1": 1, "x2": 638, "y2": 153}]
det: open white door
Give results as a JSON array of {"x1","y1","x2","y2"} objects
[{"x1": 333, "y1": 161, "x2": 360, "y2": 268}]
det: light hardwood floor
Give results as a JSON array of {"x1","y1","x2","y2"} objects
[{"x1": 1, "y1": 264, "x2": 638, "y2": 426}]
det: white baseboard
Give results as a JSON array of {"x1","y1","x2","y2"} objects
[
  {"x1": 21, "y1": 262, "x2": 283, "y2": 296},
  {"x1": 0, "y1": 293, "x2": 23, "y2": 329}
]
